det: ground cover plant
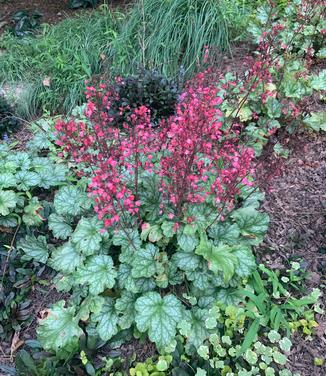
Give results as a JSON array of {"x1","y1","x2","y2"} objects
[
  {"x1": 0, "y1": 118, "x2": 71, "y2": 346},
  {"x1": 88, "y1": 68, "x2": 182, "y2": 128},
  {"x1": 0, "y1": 6, "x2": 123, "y2": 115},
  {"x1": 0, "y1": 0, "x2": 325, "y2": 375},
  {"x1": 10, "y1": 10, "x2": 43, "y2": 38}
]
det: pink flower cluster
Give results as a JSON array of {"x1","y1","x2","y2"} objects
[
  {"x1": 55, "y1": 73, "x2": 254, "y2": 228},
  {"x1": 158, "y1": 72, "x2": 253, "y2": 214}
]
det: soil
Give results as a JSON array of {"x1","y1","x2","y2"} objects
[
  {"x1": 0, "y1": 0, "x2": 129, "y2": 35},
  {"x1": 256, "y1": 129, "x2": 326, "y2": 375}
]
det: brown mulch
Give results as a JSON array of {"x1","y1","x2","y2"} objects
[
  {"x1": 256, "y1": 129, "x2": 326, "y2": 375},
  {"x1": 0, "y1": 280, "x2": 68, "y2": 374}
]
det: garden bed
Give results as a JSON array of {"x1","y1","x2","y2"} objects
[
  {"x1": 1, "y1": 127, "x2": 325, "y2": 376},
  {"x1": 0, "y1": 1, "x2": 325, "y2": 375},
  {"x1": 258, "y1": 130, "x2": 326, "y2": 375}
]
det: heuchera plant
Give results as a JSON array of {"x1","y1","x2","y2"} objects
[
  {"x1": 55, "y1": 72, "x2": 254, "y2": 230},
  {"x1": 39, "y1": 71, "x2": 270, "y2": 354}
]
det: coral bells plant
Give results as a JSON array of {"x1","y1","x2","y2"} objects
[
  {"x1": 47, "y1": 72, "x2": 269, "y2": 353},
  {"x1": 55, "y1": 73, "x2": 254, "y2": 230}
]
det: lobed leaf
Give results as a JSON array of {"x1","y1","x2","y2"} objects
[
  {"x1": 76, "y1": 255, "x2": 117, "y2": 295},
  {"x1": 17, "y1": 235, "x2": 49, "y2": 263},
  {"x1": 37, "y1": 301, "x2": 82, "y2": 353},
  {"x1": 135, "y1": 292, "x2": 183, "y2": 348}
]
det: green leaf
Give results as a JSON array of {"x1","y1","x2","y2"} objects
[
  {"x1": 0, "y1": 190, "x2": 17, "y2": 216},
  {"x1": 231, "y1": 207, "x2": 269, "y2": 244},
  {"x1": 0, "y1": 215, "x2": 18, "y2": 227},
  {"x1": 311, "y1": 70, "x2": 326, "y2": 91},
  {"x1": 8, "y1": 152, "x2": 30, "y2": 170},
  {"x1": 148, "y1": 225, "x2": 163, "y2": 242},
  {"x1": 27, "y1": 132, "x2": 52, "y2": 151},
  {"x1": 208, "y1": 222, "x2": 240, "y2": 245},
  {"x1": 135, "y1": 292, "x2": 183, "y2": 348},
  {"x1": 22, "y1": 197, "x2": 43, "y2": 226},
  {"x1": 267, "y1": 330, "x2": 281, "y2": 343},
  {"x1": 195, "y1": 368, "x2": 207, "y2": 376},
  {"x1": 279, "y1": 337, "x2": 292, "y2": 352},
  {"x1": 17, "y1": 235, "x2": 49, "y2": 263},
  {"x1": 37, "y1": 300, "x2": 82, "y2": 353},
  {"x1": 177, "y1": 232, "x2": 199, "y2": 252},
  {"x1": 48, "y1": 213, "x2": 73, "y2": 240},
  {"x1": 134, "y1": 277, "x2": 156, "y2": 293},
  {"x1": 37, "y1": 166, "x2": 67, "y2": 189},
  {"x1": 314, "y1": 357, "x2": 324, "y2": 367},
  {"x1": 117, "y1": 263, "x2": 155, "y2": 293},
  {"x1": 265, "y1": 97, "x2": 281, "y2": 118},
  {"x1": 303, "y1": 112, "x2": 326, "y2": 132},
  {"x1": 92, "y1": 299, "x2": 119, "y2": 341},
  {"x1": 195, "y1": 234, "x2": 238, "y2": 283},
  {"x1": 15, "y1": 171, "x2": 40, "y2": 190},
  {"x1": 141, "y1": 224, "x2": 163, "y2": 242},
  {"x1": 0, "y1": 173, "x2": 16, "y2": 188},
  {"x1": 78, "y1": 295, "x2": 105, "y2": 321},
  {"x1": 131, "y1": 244, "x2": 159, "y2": 278},
  {"x1": 76, "y1": 255, "x2": 117, "y2": 295},
  {"x1": 113, "y1": 228, "x2": 142, "y2": 262},
  {"x1": 72, "y1": 217, "x2": 102, "y2": 255},
  {"x1": 273, "y1": 143, "x2": 289, "y2": 158},
  {"x1": 317, "y1": 47, "x2": 326, "y2": 59},
  {"x1": 51, "y1": 242, "x2": 84, "y2": 274},
  {"x1": 167, "y1": 260, "x2": 184, "y2": 285},
  {"x1": 217, "y1": 289, "x2": 242, "y2": 306},
  {"x1": 237, "y1": 318, "x2": 260, "y2": 356},
  {"x1": 156, "y1": 357, "x2": 170, "y2": 372},
  {"x1": 233, "y1": 246, "x2": 256, "y2": 277},
  {"x1": 238, "y1": 106, "x2": 253, "y2": 122},
  {"x1": 53, "y1": 274, "x2": 74, "y2": 292},
  {"x1": 272, "y1": 351, "x2": 287, "y2": 365},
  {"x1": 140, "y1": 175, "x2": 161, "y2": 221},
  {"x1": 15, "y1": 349, "x2": 39, "y2": 375},
  {"x1": 115, "y1": 291, "x2": 137, "y2": 329},
  {"x1": 172, "y1": 249, "x2": 201, "y2": 272},
  {"x1": 197, "y1": 345, "x2": 209, "y2": 360},
  {"x1": 265, "y1": 367, "x2": 276, "y2": 376},
  {"x1": 185, "y1": 308, "x2": 210, "y2": 348},
  {"x1": 244, "y1": 349, "x2": 258, "y2": 365},
  {"x1": 117, "y1": 263, "x2": 138, "y2": 293},
  {"x1": 241, "y1": 187, "x2": 265, "y2": 209},
  {"x1": 256, "y1": 6, "x2": 269, "y2": 23},
  {"x1": 186, "y1": 268, "x2": 211, "y2": 290},
  {"x1": 283, "y1": 72, "x2": 312, "y2": 98},
  {"x1": 69, "y1": 0, "x2": 98, "y2": 10},
  {"x1": 161, "y1": 221, "x2": 176, "y2": 238},
  {"x1": 54, "y1": 185, "x2": 91, "y2": 216},
  {"x1": 178, "y1": 319, "x2": 192, "y2": 336}
]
